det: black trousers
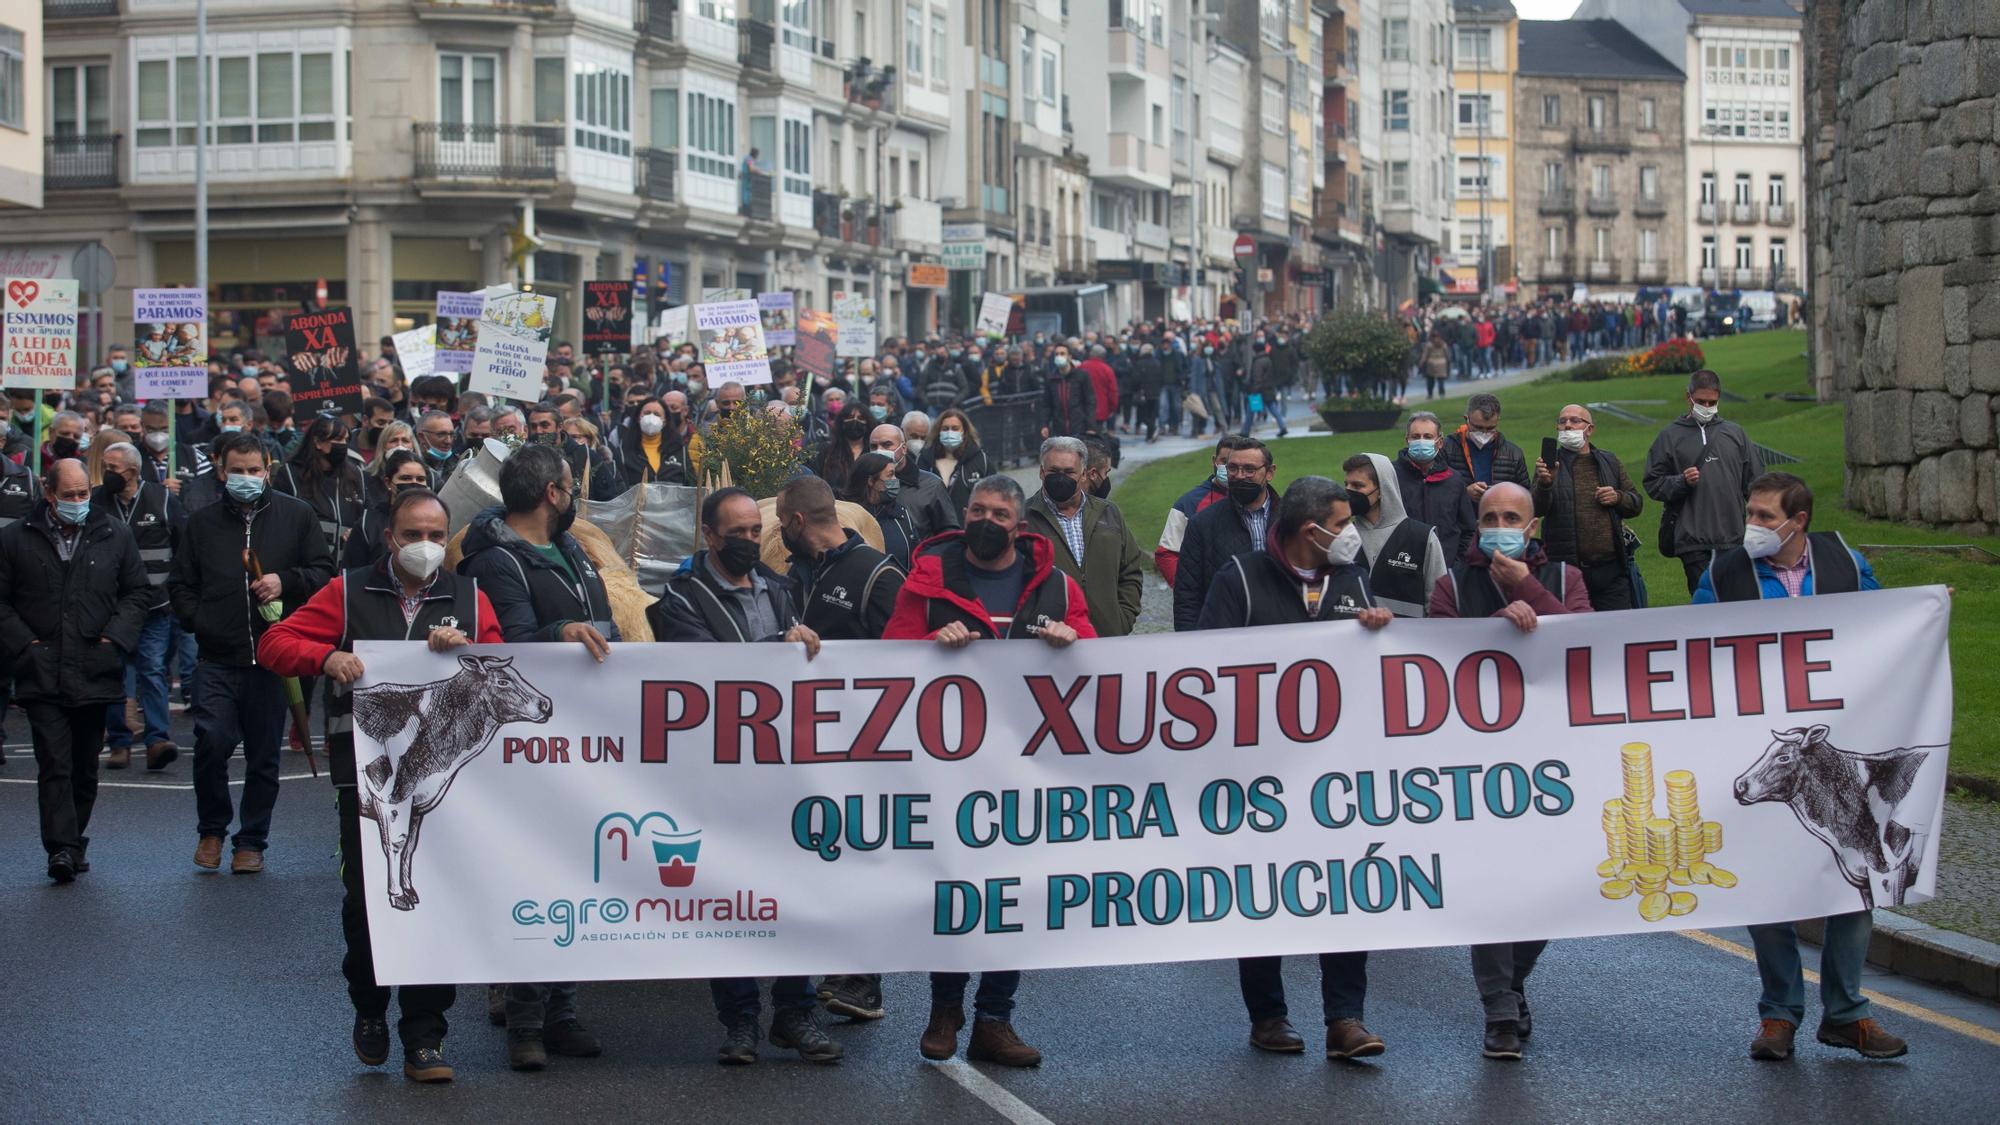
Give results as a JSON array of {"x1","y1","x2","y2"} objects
[
  {"x1": 1678, "y1": 550, "x2": 1712, "y2": 595},
  {"x1": 1578, "y1": 557, "x2": 1634, "y2": 611},
  {"x1": 338, "y1": 781, "x2": 455, "y2": 1048},
  {"x1": 27, "y1": 702, "x2": 104, "y2": 858}
]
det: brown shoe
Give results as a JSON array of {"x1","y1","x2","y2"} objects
[
  {"x1": 194, "y1": 837, "x2": 224, "y2": 870},
  {"x1": 967, "y1": 1020, "x2": 1041, "y2": 1067},
  {"x1": 1325, "y1": 1018, "x2": 1386, "y2": 1060},
  {"x1": 106, "y1": 744, "x2": 131, "y2": 770},
  {"x1": 231, "y1": 848, "x2": 265, "y2": 874},
  {"x1": 146, "y1": 741, "x2": 179, "y2": 771},
  {"x1": 1817, "y1": 1016, "x2": 1907, "y2": 1059},
  {"x1": 1249, "y1": 1015, "x2": 1305, "y2": 1053},
  {"x1": 919, "y1": 1004, "x2": 965, "y2": 1060},
  {"x1": 1750, "y1": 1018, "x2": 1797, "y2": 1061}
]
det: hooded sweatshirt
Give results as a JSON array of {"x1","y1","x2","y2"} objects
[{"x1": 1354, "y1": 452, "x2": 1447, "y2": 618}]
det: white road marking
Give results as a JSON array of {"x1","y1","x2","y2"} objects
[{"x1": 935, "y1": 1059, "x2": 1056, "y2": 1125}]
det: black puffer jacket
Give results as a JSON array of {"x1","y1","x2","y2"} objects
[
  {"x1": 0, "y1": 506, "x2": 153, "y2": 706},
  {"x1": 456, "y1": 505, "x2": 621, "y2": 643},
  {"x1": 167, "y1": 489, "x2": 334, "y2": 667},
  {"x1": 1170, "y1": 486, "x2": 1279, "y2": 632}
]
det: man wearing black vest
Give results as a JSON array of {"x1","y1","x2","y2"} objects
[
  {"x1": 1690, "y1": 472, "x2": 1903, "y2": 1063},
  {"x1": 883, "y1": 475, "x2": 1091, "y2": 1068},
  {"x1": 1171, "y1": 438, "x2": 1277, "y2": 631},
  {"x1": 1193, "y1": 476, "x2": 1394, "y2": 1062},
  {"x1": 1341, "y1": 453, "x2": 1446, "y2": 619},
  {"x1": 1644, "y1": 369, "x2": 1761, "y2": 593},
  {"x1": 1428, "y1": 482, "x2": 1590, "y2": 1061},
  {"x1": 257, "y1": 487, "x2": 504, "y2": 1083},
  {"x1": 1533, "y1": 404, "x2": 1643, "y2": 611},
  {"x1": 456, "y1": 442, "x2": 611, "y2": 1072},
  {"x1": 94, "y1": 442, "x2": 184, "y2": 771},
  {"x1": 647, "y1": 487, "x2": 840, "y2": 1067}
]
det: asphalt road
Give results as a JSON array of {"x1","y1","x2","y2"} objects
[{"x1": 2, "y1": 710, "x2": 1999, "y2": 1124}]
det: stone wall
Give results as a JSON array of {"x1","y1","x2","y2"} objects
[{"x1": 1808, "y1": 0, "x2": 2000, "y2": 533}]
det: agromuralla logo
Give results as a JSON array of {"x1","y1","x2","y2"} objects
[{"x1": 511, "y1": 809, "x2": 778, "y2": 947}]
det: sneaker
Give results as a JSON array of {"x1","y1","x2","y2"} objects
[
  {"x1": 545, "y1": 1018, "x2": 603, "y2": 1058},
  {"x1": 769, "y1": 1008, "x2": 844, "y2": 1064},
  {"x1": 353, "y1": 1015, "x2": 390, "y2": 1066},
  {"x1": 47, "y1": 851, "x2": 76, "y2": 885},
  {"x1": 1326, "y1": 1018, "x2": 1386, "y2": 1060},
  {"x1": 403, "y1": 1046, "x2": 454, "y2": 1083},
  {"x1": 193, "y1": 837, "x2": 224, "y2": 870},
  {"x1": 1482, "y1": 1020, "x2": 1524, "y2": 1061},
  {"x1": 1816, "y1": 1016, "x2": 1907, "y2": 1060},
  {"x1": 1750, "y1": 1018, "x2": 1797, "y2": 1061},
  {"x1": 508, "y1": 1028, "x2": 548, "y2": 1072},
  {"x1": 487, "y1": 984, "x2": 506, "y2": 1026},
  {"x1": 106, "y1": 744, "x2": 131, "y2": 770},
  {"x1": 920, "y1": 1004, "x2": 965, "y2": 1061},
  {"x1": 1249, "y1": 1015, "x2": 1304, "y2": 1053},
  {"x1": 146, "y1": 741, "x2": 179, "y2": 771},
  {"x1": 717, "y1": 1017, "x2": 759, "y2": 1065},
  {"x1": 819, "y1": 974, "x2": 886, "y2": 1021},
  {"x1": 967, "y1": 1020, "x2": 1042, "y2": 1067},
  {"x1": 231, "y1": 848, "x2": 264, "y2": 874}
]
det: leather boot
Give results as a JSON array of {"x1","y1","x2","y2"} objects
[
  {"x1": 919, "y1": 1004, "x2": 965, "y2": 1061},
  {"x1": 106, "y1": 744, "x2": 131, "y2": 770},
  {"x1": 967, "y1": 1020, "x2": 1042, "y2": 1067}
]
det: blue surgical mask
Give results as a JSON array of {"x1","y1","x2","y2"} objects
[
  {"x1": 1479, "y1": 528, "x2": 1529, "y2": 560},
  {"x1": 55, "y1": 499, "x2": 91, "y2": 526},
  {"x1": 220, "y1": 424, "x2": 242, "y2": 434},
  {"x1": 1407, "y1": 438, "x2": 1437, "y2": 461},
  {"x1": 226, "y1": 473, "x2": 266, "y2": 503},
  {"x1": 868, "y1": 404, "x2": 889, "y2": 421},
  {"x1": 1213, "y1": 464, "x2": 1228, "y2": 486},
  {"x1": 939, "y1": 429, "x2": 963, "y2": 450}
]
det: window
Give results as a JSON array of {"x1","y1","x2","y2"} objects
[
  {"x1": 1383, "y1": 18, "x2": 1409, "y2": 61},
  {"x1": 1455, "y1": 27, "x2": 1491, "y2": 67},
  {"x1": 1734, "y1": 237, "x2": 1754, "y2": 269},
  {"x1": 1638, "y1": 97, "x2": 1657, "y2": 130},
  {"x1": 1700, "y1": 171, "x2": 1716, "y2": 204},
  {"x1": 1387, "y1": 160, "x2": 1409, "y2": 204},
  {"x1": 1541, "y1": 94, "x2": 1559, "y2": 126},
  {"x1": 49, "y1": 63, "x2": 111, "y2": 138},
  {"x1": 781, "y1": 0, "x2": 813, "y2": 51},
  {"x1": 1261, "y1": 0, "x2": 1287, "y2": 46},
  {"x1": 1544, "y1": 226, "x2": 1563, "y2": 258},
  {"x1": 1020, "y1": 32, "x2": 1035, "y2": 102},
  {"x1": 1639, "y1": 164, "x2": 1659, "y2": 200},
  {"x1": 1543, "y1": 161, "x2": 1564, "y2": 193},
  {"x1": 905, "y1": 5, "x2": 924, "y2": 78},
  {"x1": 1704, "y1": 101, "x2": 1792, "y2": 140},
  {"x1": 1171, "y1": 74, "x2": 1185, "y2": 133},
  {"x1": 1769, "y1": 238, "x2": 1787, "y2": 273},
  {"x1": 1151, "y1": 103, "x2": 1164, "y2": 146},
  {"x1": 1042, "y1": 51, "x2": 1056, "y2": 106},
  {"x1": 782, "y1": 118, "x2": 811, "y2": 195},
  {"x1": 1767, "y1": 175, "x2": 1786, "y2": 206},
  {"x1": 1585, "y1": 94, "x2": 1609, "y2": 130},
  {"x1": 1457, "y1": 156, "x2": 1490, "y2": 195},
  {"x1": 138, "y1": 46, "x2": 338, "y2": 149},
  {"x1": 0, "y1": 26, "x2": 21, "y2": 131},
  {"x1": 573, "y1": 62, "x2": 632, "y2": 155},
  {"x1": 650, "y1": 88, "x2": 679, "y2": 148},
  {"x1": 932, "y1": 11, "x2": 946, "y2": 79},
  {"x1": 1701, "y1": 234, "x2": 1716, "y2": 269},
  {"x1": 1639, "y1": 228, "x2": 1658, "y2": 262},
  {"x1": 697, "y1": 0, "x2": 736, "y2": 23},
  {"x1": 1591, "y1": 164, "x2": 1610, "y2": 197},
  {"x1": 535, "y1": 58, "x2": 565, "y2": 125},
  {"x1": 1384, "y1": 89, "x2": 1409, "y2": 131},
  {"x1": 440, "y1": 53, "x2": 497, "y2": 130},
  {"x1": 686, "y1": 90, "x2": 737, "y2": 178},
  {"x1": 1732, "y1": 172, "x2": 1752, "y2": 205},
  {"x1": 909, "y1": 155, "x2": 921, "y2": 194},
  {"x1": 1456, "y1": 94, "x2": 1490, "y2": 132},
  {"x1": 1261, "y1": 77, "x2": 1285, "y2": 135}
]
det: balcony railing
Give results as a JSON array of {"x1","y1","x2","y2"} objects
[
  {"x1": 1039, "y1": 207, "x2": 1052, "y2": 247},
  {"x1": 1537, "y1": 189, "x2": 1574, "y2": 214},
  {"x1": 412, "y1": 123, "x2": 558, "y2": 182},
  {"x1": 45, "y1": 0, "x2": 118, "y2": 16},
  {"x1": 635, "y1": 147, "x2": 677, "y2": 203},
  {"x1": 1585, "y1": 193, "x2": 1619, "y2": 216},
  {"x1": 1700, "y1": 266, "x2": 1719, "y2": 286},
  {"x1": 812, "y1": 190, "x2": 842, "y2": 238},
  {"x1": 845, "y1": 63, "x2": 894, "y2": 109},
  {"x1": 1587, "y1": 257, "x2": 1617, "y2": 280},
  {"x1": 1730, "y1": 202, "x2": 1756, "y2": 224},
  {"x1": 744, "y1": 170, "x2": 775, "y2": 221},
  {"x1": 1769, "y1": 266, "x2": 1797, "y2": 288},
  {"x1": 636, "y1": 0, "x2": 676, "y2": 40},
  {"x1": 1765, "y1": 201, "x2": 1793, "y2": 225},
  {"x1": 1697, "y1": 201, "x2": 1718, "y2": 222},
  {"x1": 1538, "y1": 255, "x2": 1572, "y2": 277},
  {"x1": 1636, "y1": 259, "x2": 1668, "y2": 282},
  {"x1": 1572, "y1": 125, "x2": 1630, "y2": 151},
  {"x1": 739, "y1": 18, "x2": 775, "y2": 73},
  {"x1": 1634, "y1": 194, "x2": 1667, "y2": 217},
  {"x1": 45, "y1": 134, "x2": 120, "y2": 190},
  {"x1": 1731, "y1": 266, "x2": 1757, "y2": 286}
]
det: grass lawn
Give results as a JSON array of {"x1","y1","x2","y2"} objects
[{"x1": 1114, "y1": 330, "x2": 1999, "y2": 781}]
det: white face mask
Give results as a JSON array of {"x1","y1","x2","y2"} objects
[
  {"x1": 906, "y1": 437, "x2": 925, "y2": 457},
  {"x1": 1557, "y1": 428, "x2": 1587, "y2": 451},
  {"x1": 1690, "y1": 402, "x2": 1719, "y2": 423},
  {"x1": 1468, "y1": 430, "x2": 1496, "y2": 448},
  {"x1": 638, "y1": 413, "x2": 665, "y2": 436},
  {"x1": 397, "y1": 539, "x2": 446, "y2": 581},
  {"x1": 144, "y1": 430, "x2": 171, "y2": 452},
  {"x1": 1742, "y1": 522, "x2": 1793, "y2": 560},
  {"x1": 1320, "y1": 522, "x2": 1363, "y2": 567}
]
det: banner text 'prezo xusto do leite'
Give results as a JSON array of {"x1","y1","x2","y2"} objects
[{"x1": 351, "y1": 588, "x2": 1953, "y2": 985}]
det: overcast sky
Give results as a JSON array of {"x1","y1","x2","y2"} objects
[{"x1": 1512, "y1": 0, "x2": 1582, "y2": 18}]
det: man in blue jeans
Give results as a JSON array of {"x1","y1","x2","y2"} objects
[
  {"x1": 1693, "y1": 470, "x2": 1908, "y2": 1061},
  {"x1": 95, "y1": 443, "x2": 182, "y2": 771}
]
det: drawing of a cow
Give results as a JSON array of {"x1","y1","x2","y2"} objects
[
  {"x1": 1734, "y1": 725, "x2": 1940, "y2": 909},
  {"x1": 353, "y1": 654, "x2": 553, "y2": 910}
]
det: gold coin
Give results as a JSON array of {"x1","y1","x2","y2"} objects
[
  {"x1": 1638, "y1": 892, "x2": 1671, "y2": 922},
  {"x1": 1708, "y1": 866, "x2": 1738, "y2": 889},
  {"x1": 1620, "y1": 861, "x2": 1642, "y2": 879},
  {"x1": 1663, "y1": 770, "x2": 1695, "y2": 786},
  {"x1": 1669, "y1": 891, "x2": 1698, "y2": 916},
  {"x1": 1669, "y1": 867, "x2": 1692, "y2": 886},
  {"x1": 1600, "y1": 879, "x2": 1635, "y2": 900},
  {"x1": 1704, "y1": 822, "x2": 1723, "y2": 851},
  {"x1": 1596, "y1": 857, "x2": 1623, "y2": 878},
  {"x1": 1690, "y1": 860, "x2": 1713, "y2": 883}
]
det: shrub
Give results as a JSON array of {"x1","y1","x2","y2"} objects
[
  {"x1": 693, "y1": 409, "x2": 804, "y2": 499},
  {"x1": 1303, "y1": 312, "x2": 1410, "y2": 404},
  {"x1": 1646, "y1": 338, "x2": 1705, "y2": 374},
  {"x1": 1567, "y1": 357, "x2": 1621, "y2": 382}
]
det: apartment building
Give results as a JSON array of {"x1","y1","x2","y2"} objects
[
  {"x1": 1444, "y1": 0, "x2": 1511, "y2": 301},
  {"x1": 1514, "y1": 19, "x2": 1685, "y2": 296},
  {"x1": 1375, "y1": 0, "x2": 1451, "y2": 306},
  {"x1": 1214, "y1": 0, "x2": 1324, "y2": 320},
  {"x1": 1, "y1": 2, "x2": 40, "y2": 210},
  {"x1": 1577, "y1": 0, "x2": 1805, "y2": 291}
]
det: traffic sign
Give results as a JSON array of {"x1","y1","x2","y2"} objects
[{"x1": 1233, "y1": 234, "x2": 1256, "y2": 259}]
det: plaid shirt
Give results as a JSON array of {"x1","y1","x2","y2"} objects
[
  {"x1": 1053, "y1": 506, "x2": 1087, "y2": 565},
  {"x1": 1769, "y1": 551, "x2": 1811, "y2": 598}
]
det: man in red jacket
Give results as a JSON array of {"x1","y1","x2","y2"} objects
[
  {"x1": 258, "y1": 488, "x2": 505, "y2": 1084},
  {"x1": 883, "y1": 473, "x2": 1092, "y2": 1068}
]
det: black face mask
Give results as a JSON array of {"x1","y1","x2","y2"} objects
[
  {"x1": 102, "y1": 470, "x2": 128, "y2": 495},
  {"x1": 1041, "y1": 472, "x2": 1079, "y2": 504},
  {"x1": 963, "y1": 518, "x2": 1011, "y2": 562},
  {"x1": 1227, "y1": 479, "x2": 1264, "y2": 507},
  {"x1": 1089, "y1": 476, "x2": 1112, "y2": 500},
  {"x1": 780, "y1": 525, "x2": 808, "y2": 560},
  {"x1": 840, "y1": 418, "x2": 869, "y2": 440},
  {"x1": 549, "y1": 493, "x2": 578, "y2": 538},
  {"x1": 715, "y1": 535, "x2": 762, "y2": 578},
  {"x1": 1347, "y1": 491, "x2": 1372, "y2": 518},
  {"x1": 325, "y1": 443, "x2": 348, "y2": 468},
  {"x1": 50, "y1": 437, "x2": 79, "y2": 461},
  {"x1": 666, "y1": 412, "x2": 685, "y2": 429}
]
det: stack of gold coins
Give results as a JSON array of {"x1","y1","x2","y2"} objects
[
  {"x1": 1602, "y1": 799, "x2": 1626, "y2": 862},
  {"x1": 1645, "y1": 818, "x2": 1676, "y2": 868},
  {"x1": 1703, "y1": 820, "x2": 1723, "y2": 853},
  {"x1": 1620, "y1": 743, "x2": 1655, "y2": 859},
  {"x1": 1665, "y1": 769, "x2": 1705, "y2": 870}
]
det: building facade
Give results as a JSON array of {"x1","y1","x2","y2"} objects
[
  {"x1": 1, "y1": 2, "x2": 42, "y2": 211},
  {"x1": 1213, "y1": 0, "x2": 1326, "y2": 320},
  {"x1": 1445, "y1": 0, "x2": 1511, "y2": 301},
  {"x1": 1577, "y1": 0, "x2": 1804, "y2": 292},
  {"x1": 1375, "y1": 0, "x2": 1452, "y2": 306},
  {"x1": 1514, "y1": 19, "x2": 1685, "y2": 298},
  {"x1": 1313, "y1": 0, "x2": 1379, "y2": 311}
]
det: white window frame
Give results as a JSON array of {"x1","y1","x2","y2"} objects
[
  {"x1": 1639, "y1": 164, "x2": 1658, "y2": 200},
  {"x1": 1701, "y1": 235, "x2": 1716, "y2": 269},
  {"x1": 1262, "y1": 161, "x2": 1286, "y2": 219},
  {"x1": 1456, "y1": 93, "x2": 1490, "y2": 133},
  {"x1": 1388, "y1": 160, "x2": 1409, "y2": 204},
  {"x1": 572, "y1": 61, "x2": 631, "y2": 156},
  {"x1": 137, "y1": 44, "x2": 340, "y2": 150},
  {"x1": 1540, "y1": 93, "x2": 1559, "y2": 126},
  {"x1": 1767, "y1": 175, "x2": 1786, "y2": 206},
  {"x1": 1454, "y1": 27, "x2": 1491, "y2": 67},
  {"x1": 48, "y1": 61, "x2": 112, "y2": 137},
  {"x1": 686, "y1": 89, "x2": 737, "y2": 178},
  {"x1": 1734, "y1": 237, "x2": 1754, "y2": 269},
  {"x1": 0, "y1": 27, "x2": 22, "y2": 131},
  {"x1": 1261, "y1": 77, "x2": 1285, "y2": 135},
  {"x1": 905, "y1": 4, "x2": 924, "y2": 79},
  {"x1": 780, "y1": 0, "x2": 813, "y2": 52},
  {"x1": 782, "y1": 116, "x2": 811, "y2": 196},
  {"x1": 1384, "y1": 88, "x2": 1409, "y2": 131},
  {"x1": 1383, "y1": 18, "x2": 1408, "y2": 62},
  {"x1": 1041, "y1": 50, "x2": 1056, "y2": 107}
]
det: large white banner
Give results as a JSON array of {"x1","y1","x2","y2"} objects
[
  {"x1": 353, "y1": 588, "x2": 1954, "y2": 986},
  {"x1": 468, "y1": 290, "x2": 556, "y2": 403},
  {"x1": 2, "y1": 278, "x2": 79, "y2": 389}
]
